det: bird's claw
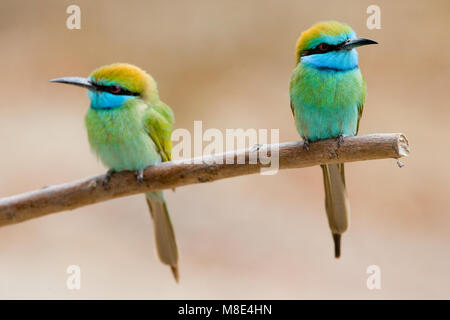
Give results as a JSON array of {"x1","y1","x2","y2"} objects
[
  {"x1": 303, "y1": 139, "x2": 310, "y2": 151},
  {"x1": 337, "y1": 134, "x2": 345, "y2": 148},
  {"x1": 103, "y1": 169, "x2": 115, "y2": 190},
  {"x1": 135, "y1": 169, "x2": 144, "y2": 184}
]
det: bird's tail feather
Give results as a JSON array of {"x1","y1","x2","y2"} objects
[
  {"x1": 145, "y1": 191, "x2": 179, "y2": 282},
  {"x1": 320, "y1": 163, "x2": 350, "y2": 258}
]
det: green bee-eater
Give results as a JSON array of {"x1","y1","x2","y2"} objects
[
  {"x1": 289, "y1": 21, "x2": 377, "y2": 257},
  {"x1": 51, "y1": 63, "x2": 179, "y2": 281}
]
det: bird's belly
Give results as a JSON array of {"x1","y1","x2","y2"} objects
[
  {"x1": 93, "y1": 134, "x2": 160, "y2": 171},
  {"x1": 296, "y1": 103, "x2": 359, "y2": 142},
  {"x1": 85, "y1": 109, "x2": 161, "y2": 171}
]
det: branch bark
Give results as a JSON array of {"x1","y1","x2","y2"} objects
[{"x1": 0, "y1": 133, "x2": 409, "y2": 227}]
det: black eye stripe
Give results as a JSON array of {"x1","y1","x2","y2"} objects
[
  {"x1": 93, "y1": 83, "x2": 140, "y2": 96},
  {"x1": 301, "y1": 42, "x2": 340, "y2": 57}
]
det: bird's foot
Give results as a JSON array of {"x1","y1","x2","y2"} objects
[
  {"x1": 303, "y1": 139, "x2": 310, "y2": 151},
  {"x1": 135, "y1": 169, "x2": 145, "y2": 184},
  {"x1": 337, "y1": 134, "x2": 345, "y2": 148},
  {"x1": 103, "y1": 169, "x2": 116, "y2": 190}
]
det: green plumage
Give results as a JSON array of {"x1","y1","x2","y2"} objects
[
  {"x1": 85, "y1": 100, "x2": 162, "y2": 171},
  {"x1": 290, "y1": 21, "x2": 376, "y2": 258},
  {"x1": 290, "y1": 64, "x2": 365, "y2": 142},
  {"x1": 53, "y1": 63, "x2": 179, "y2": 281}
]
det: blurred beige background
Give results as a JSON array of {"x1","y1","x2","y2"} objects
[{"x1": 0, "y1": 0, "x2": 449, "y2": 299}]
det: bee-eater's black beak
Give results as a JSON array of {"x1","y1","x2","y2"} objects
[
  {"x1": 340, "y1": 38, "x2": 378, "y2": 50},
  {"x1": 50, "y1": 77, "x2": 96, "y2": 90}
]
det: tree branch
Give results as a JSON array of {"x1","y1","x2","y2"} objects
[{"x1": 0, "y1": 133, "x2": 409, "y2": 227}]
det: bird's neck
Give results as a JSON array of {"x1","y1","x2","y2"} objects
[{"x1": 301, "y1": 49, "x2": 359, "y2": 71}]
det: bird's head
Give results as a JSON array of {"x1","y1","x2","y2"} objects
[
  {"x1": 51, "y1": 63, "x2": 159, "y2": 110},
  {"x1": 295, "y1": 21, "x2": 377, "y2": 71}
]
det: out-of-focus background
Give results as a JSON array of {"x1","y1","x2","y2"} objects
[{"x1": 0, "y1": 0, "x2": 449, "y2": 299}]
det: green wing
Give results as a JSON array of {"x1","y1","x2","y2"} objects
[
  {"x1": 355, "y1": 102, "x2": 364, "y2": 135},
  {"x1": 144, "y1": 101, "x2": 175, "y2": 162},
  {"x1": 356, "y1": 77, "x2": 366, "y2": 135}
]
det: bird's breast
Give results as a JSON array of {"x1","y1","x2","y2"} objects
[
  {"x1": 84, "y1": 106, "x2": 160, "y2": 171},
  {"x1": 290, "y1": 63, "x2": 366, "y2": 141},
  {"x1": 291, "y1": 63, "x2": 364, "y2": 108}
]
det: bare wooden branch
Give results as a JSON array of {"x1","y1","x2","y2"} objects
[{"x1": 0, "y1": 133, "x2": 409, "y2": 227}]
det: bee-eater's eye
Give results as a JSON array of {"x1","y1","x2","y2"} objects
[
  {"x1": 110, "y1": 85, "x2": 121, "y2": 94},
  {"x1": 318, "y1": 43, "x2": 329, "y2": 51}
]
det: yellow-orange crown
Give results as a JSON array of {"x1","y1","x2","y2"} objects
[{"x1": 89, "y1": 63, "x2": 158, "y2": 99}]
